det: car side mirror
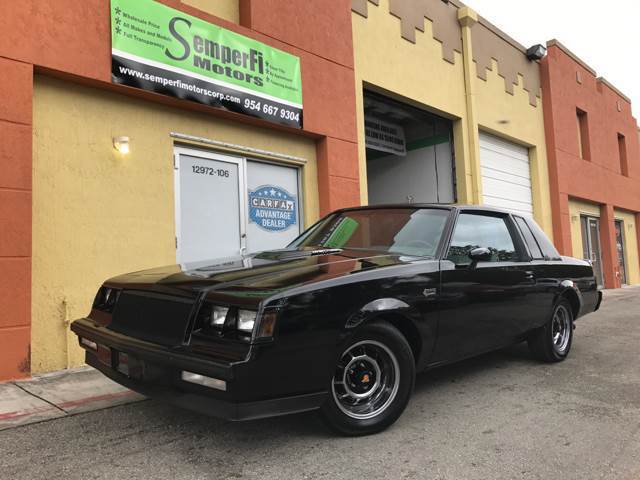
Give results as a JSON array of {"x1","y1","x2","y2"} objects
[{"x1": 468, "y1": 247, "x2": 492, "y2": 266}]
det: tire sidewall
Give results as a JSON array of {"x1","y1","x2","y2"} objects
[{"x1": 320, "y1": 321, "x2": 415, "y2": 436}]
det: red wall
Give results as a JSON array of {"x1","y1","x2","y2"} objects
[
  {"x1": 0, "y1": 0, "x2": 359, "y2": 380},
  {"x1": 541, "y1": 43, "x2": 640, "y2": 288}
]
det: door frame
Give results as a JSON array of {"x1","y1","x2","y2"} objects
[
  {"x1": 614, "y1": 219, "x2": 628, "y2": 285},
  {"x1": 173, "y1": 146, "x2": 305, "y2": 263},
  {"x1": 173, "y1": 146, "x2": 248, "y2": 263},
  {"x1": 580, "y1": 214, "x2": 604, "y2": 287}
]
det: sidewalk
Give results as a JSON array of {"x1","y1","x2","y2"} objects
[{"x1": 0, "y1": 366, "x2": 145, "y2": 431}]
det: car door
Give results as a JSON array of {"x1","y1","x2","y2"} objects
[
  {"x1": 433, "y1": 210, "x2": 533, "y2": 363},
  {"x1": 512, "y1": 215, "x2": 557, "y2": 329}
]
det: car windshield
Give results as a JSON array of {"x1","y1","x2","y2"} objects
[{"x1": 289, "y1": 208, "x2": 450, "y2": 257}]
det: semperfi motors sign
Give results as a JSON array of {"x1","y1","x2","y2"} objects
[{"x1": 110, "y1": 0, "x2": 303, "y2": 128}]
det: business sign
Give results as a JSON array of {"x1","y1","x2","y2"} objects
[
  {"x1": 364, "y1": 117, "x2": 407, "y2": 156},
  {"x1": 248, "y1": 185, "x2": 297, "y2": 232},
  {"x1": 110, "y1": 0, "x2": 303, "y2": 128}
]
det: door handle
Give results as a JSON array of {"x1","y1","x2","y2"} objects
[{"x1": 524, "y1": 271, "x2": 535, "y2": 282}]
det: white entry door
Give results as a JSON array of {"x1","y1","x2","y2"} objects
[
  {"x1": 479, "y1": 132, "x2": 533, "y2": 217},
  {"x1": 174, "y1": 148, "x2": 245, "y2": 264},
  {"x1": 174, "y1": 148, "x2": 302, "y2": 263},
  {"x1": 246, "y1": 160, "x2": 301, "y2": 253}
]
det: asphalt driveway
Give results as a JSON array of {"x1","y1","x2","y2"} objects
[{"x1": 1, "y1": 288, "x2": 639, "y2": 480}]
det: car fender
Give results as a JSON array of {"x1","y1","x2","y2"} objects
[
  {"x1": 345, "y1": 297, "x2": 413, "y2": 329},
  {"x1": 341, "y1": 297, "x2": 432, "y2": 368},
  {"x1": 556, "y1": 280, "x2": 584, "y2": 319}
]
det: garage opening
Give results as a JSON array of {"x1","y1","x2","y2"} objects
[{"x1": 364, "y1": 91, "x2": 455, "y2": 205}]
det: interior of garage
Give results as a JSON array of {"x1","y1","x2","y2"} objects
[{"x1": 363, "y1": 91, "x2": 455, "y2": 205}]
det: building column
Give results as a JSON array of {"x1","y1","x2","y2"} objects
[
  {"x1": 316, "y1": 137, "x2": 361, "y2": 215},
  {"x1": 0, "y1": 58, "x2": 33, "y2": 380},
  {"x1": 555, "y1": 193, "x2": 574, "y2": 256},
  {"x1": 457, "y1": 7, "x2": 482, "y2": 205},
  {"x1": 600, "y1": 204, "x2": 620, "y2": 289},
  {"x1": 635, "y1": 212, "x2": 640, "y2": 284}
]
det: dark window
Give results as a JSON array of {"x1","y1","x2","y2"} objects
[
  {"x1": 525, "y1": 218, "x2": 561, "y2": 260},
  {"x1": 618, "y1": 133, "x2": 629, "y2": 176},
  {"x1": 576, "y1": 108, "x2": 591, "y2": 161},
  {"x1": 514, "y1": 216, "x2": 544, "y2": 259},
  {"x1": 446, "y1": 213, "x2": 518, "y2": 265}
]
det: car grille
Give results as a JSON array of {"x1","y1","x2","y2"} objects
[{"x1": 108, "y1": 290, "x2": 195, "y2": 347}]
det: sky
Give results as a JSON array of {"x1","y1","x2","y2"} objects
[{"x1": 461, "y1": 0, "x2": 640, "y2": 118}]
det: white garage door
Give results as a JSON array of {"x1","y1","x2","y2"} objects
[{"x1": 479, "y1": 132, "x2": 533, "y2": 217}]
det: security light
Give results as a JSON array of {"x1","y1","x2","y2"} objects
[
  {"x1": 526, "y1": 44, "x2": 547, "y2": 61},
  {"x1": 112, "y1": 136, "x2": 130, "y2": 154}
]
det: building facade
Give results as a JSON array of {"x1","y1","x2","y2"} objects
[
  {"x1": 0, "y1": 0, "x2": 637, "y2": 381},
  {"x1": 541, "y1": 40, "x2": 640, "y2": 289}
]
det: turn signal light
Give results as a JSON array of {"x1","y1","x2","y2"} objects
[{"x1": 257, "y1": 310, "x2": 278, "y2": 338}]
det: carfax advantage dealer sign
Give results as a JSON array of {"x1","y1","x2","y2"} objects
[{"x1": 110, "y1": 0, "x2": 303, "y2": 128}]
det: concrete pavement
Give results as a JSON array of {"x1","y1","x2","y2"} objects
[
  {"x1": 1, "y1": 287, "x2": 639, "y2": 479},
  {"x1": 0, "y1": 367, "x2": 145, "y2": 431}
]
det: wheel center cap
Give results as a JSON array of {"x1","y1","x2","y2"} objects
[{"x1": 347, "y1": 362, "x2": 377, "y2": 394}]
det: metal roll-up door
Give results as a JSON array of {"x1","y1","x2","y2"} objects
[{"x1": 479, "y1": 132, "x2": 533, "y2": 216}]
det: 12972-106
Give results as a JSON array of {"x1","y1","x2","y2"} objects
[{"x1": 191, "y1": 165, "x2": 230, "y2": 177}]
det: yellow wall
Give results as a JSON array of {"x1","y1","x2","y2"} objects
[
  {"x1": 614, "y1": 209, "x2": 640, "y2": 285},
  {"x1": 351, "y1": 1, "x2": 553, "y2": 237},
  {"x1": 32, "y1": 76, "x2": 317, "y2": 373},
  {"x1": 181, "y1": 0, "x2": 239, "y2": 23}
]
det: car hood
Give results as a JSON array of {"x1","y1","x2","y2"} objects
[{"x1": 105, "y1": 247, "x2": 431, "y2": 307}]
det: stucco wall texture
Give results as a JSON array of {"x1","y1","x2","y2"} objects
[
  {"x1": 541, "y1": 41, "x2": 640, "y2": 288},
  {"x1": 0, "y1": 0, "x2": 359, "y2": 380}
]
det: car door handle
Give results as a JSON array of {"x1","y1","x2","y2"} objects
[{"x1": 524, "y1": 271, "x2": 535, "y2": 281}]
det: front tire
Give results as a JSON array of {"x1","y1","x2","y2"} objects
[
  {"x1": 320, "y1": 321, "x2": 415, "y2": 436},
  {"x1": 528, "y1": 299, "x2": 574, "y2": 362}
]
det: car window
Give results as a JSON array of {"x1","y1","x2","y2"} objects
[
  {"x1": 290, "y1": 208, "x2": 450, "y2": 257},
  {"x1": 526, "y1": 218, "x2": 561, "y2": 260},
  {"x1": 447, "y1": 213, "x2": 518, "y2": 265},
  {"x1": 514, "y1": 216, "x2": 544, "y2": 259}
]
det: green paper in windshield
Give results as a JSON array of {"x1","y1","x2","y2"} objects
[{"x1": 324, "y1": 217, "x2": 359, "y2": 248}]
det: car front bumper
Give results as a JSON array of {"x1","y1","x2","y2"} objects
[{"x1": 71, "y1": 318, "x2": 327, "y2": 421}]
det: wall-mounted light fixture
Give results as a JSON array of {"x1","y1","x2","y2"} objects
[
  {"x1": 526, "y1": 44, "x2": 547, "y2": 61},
  {"x1": 113, "y1": 136, "x2": 130, "y2": 155}
]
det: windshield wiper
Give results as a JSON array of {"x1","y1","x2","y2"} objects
[{"x1": 309, "y1": 248, "x2": 343, "y2": 256}]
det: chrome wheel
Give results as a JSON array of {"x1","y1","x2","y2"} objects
[
  {"x1": 331, "y1": 340, "x2": 400, "y2": 420},
  {"x1": 551, "y1": 305, "x2": 571, "y2": 354}
]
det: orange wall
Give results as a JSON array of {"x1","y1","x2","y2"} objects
[
  {"x1": 541, "y1": 43, "x2": 640, "y2": 288},
  {"x1": 0, "y1": 0, "x2": 359, "y2": 380}
]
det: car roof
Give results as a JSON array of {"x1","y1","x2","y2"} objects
[{"x1": 334, "y1": 203, "x2": 523, "y2": 216}]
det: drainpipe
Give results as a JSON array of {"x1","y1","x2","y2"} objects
[
  {"x1": 457, "y1": 7, "x2": 482, "y2": 205},
  {"x1": 62, "y1": 297, "x2": 72, "y2": 370}
]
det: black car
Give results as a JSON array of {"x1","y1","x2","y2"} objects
[{"x1": 72, "y1": 205, "x2": 602, "y2": 435}]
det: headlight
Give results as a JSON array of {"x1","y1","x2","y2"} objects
[
  {"x1": 237, "y1": 309, "x2": 257, "y2": 334},
  {"x1": 210, "y1": 306, "x2": 229, "y2": 327}
]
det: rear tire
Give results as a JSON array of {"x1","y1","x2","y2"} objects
[
  {"x1": 528, "y1": 299, "x2": 574, "y2": 362},
  {"x1": 320, "y1": 322, "x2": 415, "y2": 436}
]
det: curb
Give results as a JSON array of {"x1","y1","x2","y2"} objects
[{"x1": 0, "y1": 366, "x2": 145, "y2": 431}]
